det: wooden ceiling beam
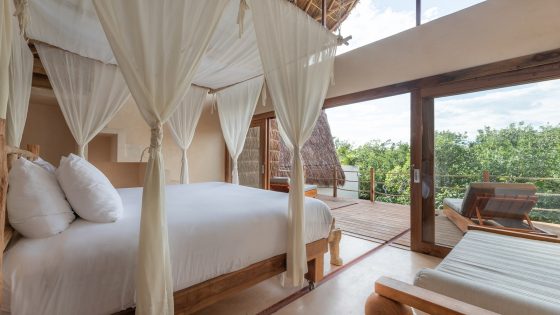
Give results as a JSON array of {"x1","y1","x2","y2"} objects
[
  {"x1": 304, "y1": 0, "x2": 313, "y2": 12},
  {"x1": 328, "y1": 0, "x2": 337, "y2": 11},
  {"x1": 32, "y1": 73, "x2": 52, "y2": 89},
  {"x1": 33, "y1": 57, "x2": 47, "y2": 76},
  {"x1": 321, "y1": 0, "x2": 327, "y2": 26}
]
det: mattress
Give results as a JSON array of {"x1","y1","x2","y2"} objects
[
  {"x1": 414, "y1": 230, "x2": 560, "y2": 315},
  {"x1": 2, "y1": 182, "x2": 333, "y2": 315}
]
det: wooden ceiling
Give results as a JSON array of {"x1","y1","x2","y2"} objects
[{"x1": 31, "y1": 0, "x2": 359, "y2": 90}]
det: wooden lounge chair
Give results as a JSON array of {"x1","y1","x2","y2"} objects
[
  {"x1": 443, "y1": 182, "x2": 555, "y2": 237},
  {"x1": 365, "y1": 225, "x2": 560, "y2": 315},
  {"x1": 269, "y1": 176, "x2": 318, "y2": 198}
]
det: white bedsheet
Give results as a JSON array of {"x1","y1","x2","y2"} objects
[{"x1": 2, "y1": 182, "x2": 332, "y2": 315}]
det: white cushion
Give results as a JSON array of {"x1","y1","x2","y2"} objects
[
  {"x1": 414, "y1": 231, "x2": 560, "y2": 315},
  {"x1": 56, "y1": 154, "x2": 123, "y2": 223},
  {"x1": 7, "y1": 158, "x2": 75, "y2": 238}
]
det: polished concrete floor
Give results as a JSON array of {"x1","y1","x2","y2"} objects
[{"x1": 195, "y1": 235, "x2": 441, "y2": 315}]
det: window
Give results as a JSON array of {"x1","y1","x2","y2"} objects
[
  {"x1": 337, "y1": 0, "x2": 486, "y2": 55},
  {"x1": 337, "y1": 0, "x2": 416, "y2": 55},
  {"x1": 421, "y1": 0, "x2": 485, "y2": 23}
]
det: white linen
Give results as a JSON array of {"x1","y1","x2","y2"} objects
[
  {"x1": 217, "y1": 76, "x2": 263, "y2": 185},
  {"x1": 26, "y1": 0, "x2": 264, "y2": 90},
  {"x1": 191, "y1": 0, "x2": 262, "y2": 89},
  {"x1": 2, "y1": 182, "x2": 333, "y2": 315},
  {"x1": 7, "y1": 158, "x2": 75, "y2": 238},
  {"x1": 6, "y1": 19, "x2": 33, "y2": 147},
  {"x1": 92, "y1": 1, "x2": 229, "y2": 313},
  {"x1": 36, "y1": 44, "x2": 130, "y2": 158},
  {"x1": 0, "y1": 0, "x2": 12, "y2": 119},
  {"x1": 250, "y1": 0, "x2": 338, "y2": 286},
  {"x1": 168, "y1": 86, "x2": 208, "y2": 184},
  {"x1": 414, "y1": 230, "x2": 560, "y2": 315},
  {"x1": 56, "y1": 154, "x2": 123, "y2": 223}
]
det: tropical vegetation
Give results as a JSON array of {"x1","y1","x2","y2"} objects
[{"x1": 335, "y1": 122, "x2": 560, "y2": 223}]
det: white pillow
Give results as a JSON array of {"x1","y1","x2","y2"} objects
[
  {"x1": 56, "y1": 154, "x2": 123, "y2": 223},
  {"x1": 34, "y1": 157, "x2": 56, "y2": 173},
  {"x1": 7, "y1": 158, "x2": 75, "y2": 238}
]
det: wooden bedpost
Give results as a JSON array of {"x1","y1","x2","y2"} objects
[
  {"x1": 328, "y1": 218, "x2": 343, "y2": 266},
  {"x1": 26, "y1": 144, "x2": 40, "y2": 159},
  {"x1": 0, "y1": 119, "x2": 7, "y2": 306}
]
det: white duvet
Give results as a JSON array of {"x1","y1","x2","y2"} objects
[{"x1": 2, "y1": 182, "x2": 333, "y2": 315}]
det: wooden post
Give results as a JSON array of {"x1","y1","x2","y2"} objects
[
  {"x1": 415, "y1": 0, "x2": 421, "y2": 26},
  {"x1": 482, "y1": 170, "x2": 490, "y2": 182},
  {"x1": 333, "y1": 167, "x2": 338, "y2": 198},
  {"x1": 26, "y1": 144, "x2": 40, "y2": 160},
  {"x1": 0, "y1": 119, "x2": 7, "y2": 305},
  {"x1": 370, "y1": 167, "x2": 375, "y2": 203},
  {"x1": 321, "y1": 0, "x2": 327, "y2": 27}
]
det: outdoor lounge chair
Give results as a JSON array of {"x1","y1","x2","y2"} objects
[
  {"x1": 269, "y1": 176, "x2": 318, "y2": 198},
  {"x1": 443, "y1": 182, "x2": 555, "y2": 237}
]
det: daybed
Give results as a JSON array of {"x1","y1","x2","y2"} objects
[
  {"x1": 364, "y1": 225, "x2": 560, "y2": 315},
  {"x1": 0, "y1": 145, "x2": 342, "y2": 315},
  {"x1": 443, "y1": 182, "x2": 555, "y2": 236}
]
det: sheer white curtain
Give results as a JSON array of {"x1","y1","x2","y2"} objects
[
  {"x1": 93, "y1": 1, "x2": 228, "y2": 314},
  {"x1": 216, "y1": 76, "x2": 263, "y2": 185},
  {"x1": 168, "y1": 86, "x2": 208, "y2": 184},
  {"x1": 0, "y1": 0, "x2": 13, "y2": 119},
  {"x1": 36, "y1": 44, "x2": 130, "y2": 158},
  {"x1": 7, "y1": 19, "x2": 33, "y2": 147},
  {"x1": 250, "y1": 0, "x2": 338, "y2": 286}
]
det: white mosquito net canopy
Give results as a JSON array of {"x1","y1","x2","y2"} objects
[{"x1": 23, "y1": 0, "x2": 338, "y2": 313}]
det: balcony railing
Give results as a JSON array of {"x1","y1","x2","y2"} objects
[{"x1": 277, "y1": 165, "x2": 560, "y2": 213}]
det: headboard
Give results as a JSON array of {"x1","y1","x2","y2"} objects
[
  {"x1": 2, "y1": 144, "x2": 39, "y2": 252},
  {"x1": 0, "y1": 119, "x2": 40, "y2": 306}
]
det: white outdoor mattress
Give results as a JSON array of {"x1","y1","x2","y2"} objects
[
  {"x1": 414, "y1": 230, "x2": 560, "y2": 315},
  {"x1": 2, "y1": 182, "x2": 333, "y2": 315}
]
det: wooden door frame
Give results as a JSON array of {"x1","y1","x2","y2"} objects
[
  {"x1": 410, "y1": 51, "x2": 560, "y2": 257},
  {"x1": 322, "y1": 48, "x2": 560, "y2": 258}
]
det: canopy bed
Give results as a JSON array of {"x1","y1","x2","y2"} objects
[
  {"x1": 0, "y1": 0, "x2": 344, "y2": 314},
  {"x1": 1, "y1": 148, "x2": 337, "y2": 314}
]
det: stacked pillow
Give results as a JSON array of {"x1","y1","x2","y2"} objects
[
  {"x1": 7, "y1": 158, "x2": 75, "y2": 238},
  {"x1": 7, "y1": 154, "x2": 123, "y2": 239},
  {"x1": 56, "y1": 154, "x2": 123, "y2": 223}
]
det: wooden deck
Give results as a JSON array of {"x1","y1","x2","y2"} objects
[
  {"x1": 318, "y1": 195, "x2": 560, "y2": 251},
  {"x1": 318, "y1": 195, "x2": 464, "y2": 249}
]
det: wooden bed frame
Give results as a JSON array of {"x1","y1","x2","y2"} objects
[
  {"x1": 0, "y1": 121, "x2": 342, "y2": 313},
  {"x1": 364, "y1": 225, "x2": 560, "y2": 315}
]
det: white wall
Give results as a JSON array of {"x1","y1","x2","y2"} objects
[
  {"x1": 104, "y1": 98, "x2": 225, "y2": 184},
  {"x1": 23, "y1": 88, "x2": 225, "y2": 185},
  {"x1": 327, "y1": 0, "x2": 560, "y2": 98}
]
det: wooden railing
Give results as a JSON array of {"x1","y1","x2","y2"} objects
[{"x1": 277, "y1": 166, "x2": 560, "y2": 212}]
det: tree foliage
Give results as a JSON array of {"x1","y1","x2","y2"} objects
[{"x1": 335, "y1": 123, "x2": 560, "y2": 223}]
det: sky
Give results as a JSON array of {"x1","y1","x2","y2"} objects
[{"x1": 326, "y1": 0, "x2": 560, "y2": 145}]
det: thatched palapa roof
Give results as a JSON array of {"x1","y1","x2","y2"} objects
[
  {"x1": 293, "y1": 0, "x2": 359, "y2": 31},
  {"x1": 270, "y1": 111, "x2": 345, "y2": 186}
]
